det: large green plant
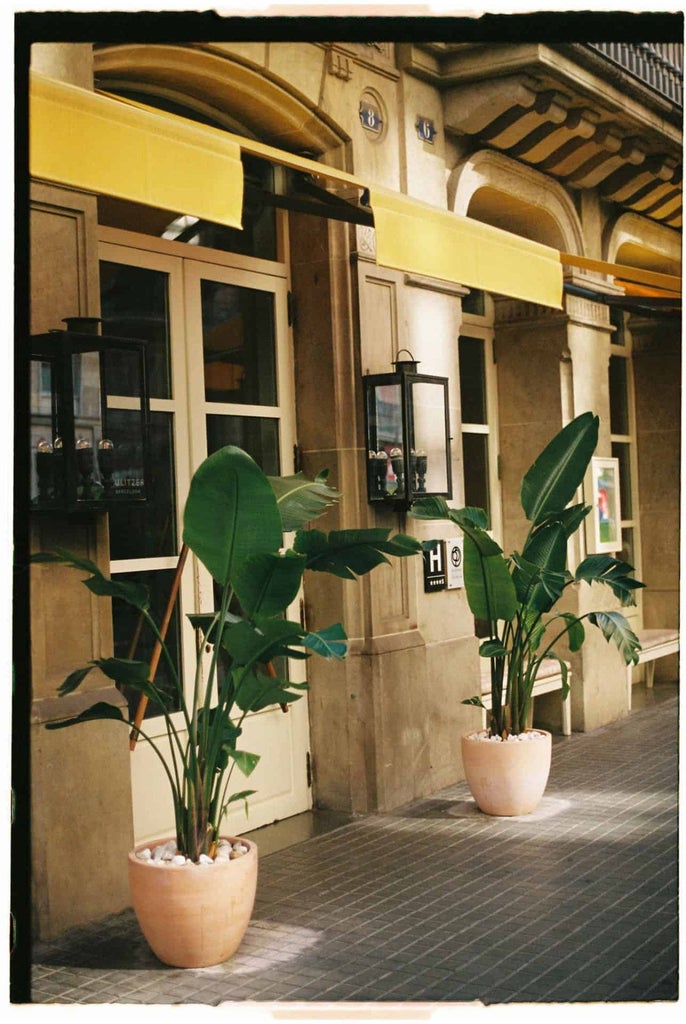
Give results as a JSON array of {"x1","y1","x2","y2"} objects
[
  {"x1": 35, "y1": 446, "x2": 421, "y2": 861},
  {"x1": 411, "y1": 412, "x2": 643, "y2": 736}
]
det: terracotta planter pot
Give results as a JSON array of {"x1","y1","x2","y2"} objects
[
  {"x1": 461, "y1": 730, "x2": 552, "y2": 816},
  {"x1": 128, "y1": 837, "x2": 258, "y2": 968}
]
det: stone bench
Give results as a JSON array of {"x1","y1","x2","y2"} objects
[
  {"x1": 479, "y1": 658, "x2": 572, "y2": 735},
  {"x1": 626, "y1": 628, "x2": 679, "y2": 710}
]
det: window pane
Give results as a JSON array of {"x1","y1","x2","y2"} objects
[
  {"x1": 610, "y1": 307, "x2": 626, "y2": 347},
  {"x1": 201, "y1": 281, "x2": 277, "y2": 406},
  {"x1": 109, "y1": 411, "x2": 177, "y2": 560},
  {"x1": 207, "y1": 415, "x2": 280, "y2": 476},
  {"x1": 462, "y1": 289, "x2": 485, "y2": 316},
  {"x1": 112, "y1": 568, "x2": 182, "y2": 720},
  {"x1": 100, "y1": 261, "x2": 172, "y2": 400},
  {"x1": 611, "y1": 441, "x2": 633, "y2": 519},
  {"x1": 609, "y1": 356, "x2": 630, "y2": 435},
  {"x1": 462, "y1": 432, "x2": 491, "y2": 521},
  {"x1": 619, "y1": 527, "x2": 635, "y2": 569},
  {"x1": 459, "y1": 336, "x2": 487, "y2": 424}
]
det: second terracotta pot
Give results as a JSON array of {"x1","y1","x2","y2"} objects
[
  {"x1": 128, "y1": 837, "x2": 258, "y2": 968},
  {"x1": 461, "y1": 730, "x2": 552, "y2": 816}
]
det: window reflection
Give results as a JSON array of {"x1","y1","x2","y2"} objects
[
  {"x1": 108, "y1": 412, "x2": 177, "y2": 560},
  {"x1": 206, "y1": 415, "x2": 280, "y2": 476},
  {"x1": 201, "y1": 281, "x2": 277, "y2": 406},
  {"x1": 100, "y1": 261, "x2": 172, "y2": 400}
]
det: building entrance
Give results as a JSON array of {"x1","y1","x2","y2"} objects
[{"x1": 98, "y1": 227, "x2": 310, "y2": 844}]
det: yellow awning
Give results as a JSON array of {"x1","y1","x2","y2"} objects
[
  {"x1": 560, "y1": 252, "x2": 681, "y2": 296},
  {"x1": 30, "y1": 71, "x2": 565, "y2": 307},
  {"x1": 369, "y1": 186, "x2": 563, "y2": 308},
  {"x1": 30, "y1": 71, "x2": 244, "y2": 229}
]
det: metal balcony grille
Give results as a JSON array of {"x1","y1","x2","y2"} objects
[{"x1": 587, "y1": 42, "x2": 683, "y2": 107}]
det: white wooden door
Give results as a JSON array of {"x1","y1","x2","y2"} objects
[{"x1": 99, "y1": 229, "x2": 312, "y2": 845}]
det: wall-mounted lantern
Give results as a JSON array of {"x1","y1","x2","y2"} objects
[
  {"x1": 30, "y1": 317, "x2": 149, "y2": 513},
  {"x1": 363, "y1": 350, "x2": 452, "y2": 509}
]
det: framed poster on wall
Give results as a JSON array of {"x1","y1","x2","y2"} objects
[{"x1": 589, "y1": 456, "x2": 622, "y2": 553}]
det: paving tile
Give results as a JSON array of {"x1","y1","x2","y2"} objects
[{"x1": 28, "y1": 691, "x2": 679, "y2": 1006}]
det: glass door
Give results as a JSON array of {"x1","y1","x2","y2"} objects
[{"x1": 99, "y1": 233, "x2": 311, "y2": 844}]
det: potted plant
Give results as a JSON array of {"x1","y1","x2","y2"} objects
[
  {"x1": 411, "y1": 411, "x2": 643, "y2": 816},
  {"x1": 35, "y1": 445, "x2": 421, "y2": 967}
]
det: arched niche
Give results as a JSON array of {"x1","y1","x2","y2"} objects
[
  {"x1": 448, "y1": 149, "x2": 584, "y2": 255},
  {"x1": 606, "y1": 213, "x2": 681, "y2": 277},
  {"x1": 94, "y1": 43, "x2": 348, "y2": 158}
]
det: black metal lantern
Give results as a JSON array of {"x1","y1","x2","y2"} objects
[
  {"x1": 363, "y1": 350, "x2": 452, "y2": 508},
  {"x1": 30, "y1": 317, "x2": 150, "y2": 512}
]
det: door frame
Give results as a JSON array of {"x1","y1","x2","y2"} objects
[{"x1": 98, "y1": 225, "x2": 311, "y2": 844}]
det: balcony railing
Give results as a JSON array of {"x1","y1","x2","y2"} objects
[{"x1": 587, "y1": 42, "x2": 683, "y2": 108}]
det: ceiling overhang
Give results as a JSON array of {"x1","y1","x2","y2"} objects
[{"x1": 398, "y1": 43, "x2": 682, "y2": 231}]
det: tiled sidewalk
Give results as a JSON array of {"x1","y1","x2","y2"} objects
[{"x1": 30, "y1": 688, "x2": 679, "y2": 1006}]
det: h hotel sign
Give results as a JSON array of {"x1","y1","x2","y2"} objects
[{"x1": 423, "y1": 540, "x2": 447, "y2": 592}]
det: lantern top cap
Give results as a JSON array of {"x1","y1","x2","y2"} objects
[{"x1": 392, "y1": 349, "x2": 419, "y2": 374}]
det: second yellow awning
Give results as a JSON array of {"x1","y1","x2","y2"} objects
[{"x1": 369, "y1": 186, "x2": 563, "y2": 308}]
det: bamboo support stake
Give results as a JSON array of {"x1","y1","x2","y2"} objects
[{"x1": 130, "y1": 544, "x2": 189, "y2": 751}]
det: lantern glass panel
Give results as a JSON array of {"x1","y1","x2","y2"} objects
[
  {"x1": 30, "y1": 356, "x2": 61, "y2": 508},
  {"x1": 366, "y1": 382, "x2": 405, "y2": 499},
  {"x1": 409, "y1": 380, "x2": 449, "y2": 495}
]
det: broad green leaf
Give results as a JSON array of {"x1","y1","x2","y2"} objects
[
  {"x1": 30, "y1": 548, "x2": 102, "y2": 574},
  {"x1": 302, "y1": 623, "x2": 348, "y2": 660},
  {"x1": 182, "y1": 446, "x2": 283, "y2": 586},
  {"x1": 411, "y1": 497, "x2": 489, "y2": 532},
  {"x1": 575, "y1": 555, "x2": 645, "y2": 607},
  {"x1": 187, "y1": 612, "x2": 219, "y2": 640},
  {"x1": 227, "y1": 790, "x2": 256, "y2": 817},
  {"x1": 551, "y1": 612, "x2": 586, "y2": 652},
  {"x1": 94, "y1": 657, "x2": 151, "y2": 687},
  {"x1": 408, "y1": 495, "x2": 452, "y2": 521},
  {"x1": 232, "y1": 550, "x2": 306, "y2": 618},
  {"x1": 463, "y1": 534, "x2": 517, "y2": 623},
  {"x1": 221, "y1": 618, "x2": 307, "y2": 667},
  {"x1": 295, "y1": 528, "x2": 421, "y2": 578},
  {"x1": 198, "y1": 707, "x2": 241, "y2": 747},
  {"x1": 56, "y1": 665, "x2": 95, "y2": 697},
  {"x1": 479, "y1": 639, "x2": 509, "y2": 658},
  {"x1": 234, "y1": 670, "x2": 304, "y2": 713},
  {"x1": 587, "y1": 610, "x2": 642, "y2": 665},
  {"x1": 31, "y1": 549, "x2": 150, "y2": 610},
  {"x1": 530, "y1": 502, "x2": 591, "y2": 540},
  {"x1": 95, "y1": 660, "x2": 172, "y2": 706},
  {"x1": 268, "y1": 470, "x2": 341, "y2": 531},
  {"x1": 83, "y1": 575, "x2": 150, "y2": 609},
  {"x1": 520, "y1": 412, "x2": 599, "y2": 524},
  {"x1": 538, "y1": 656, "x2": 570, "y2": 699},
  {"x1": 462, "y1": 695, "x2": 488, "y2": 710},
  {"x1": 227, "y1": 789, "x2": 256, "y2": 803},
  {"x1": 513, "y1": 526, "x2": 571, "y2": 612},
  {"x1": 45, "y1": 701, "x2": 127, "y2": 730},
  {"x1": 228, "y1": 749, "x2": 260, "y2": 777}
]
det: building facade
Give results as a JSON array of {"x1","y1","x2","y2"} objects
[{"x1": 23, "y1": 29, "x2": 681, "y2": 939}]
